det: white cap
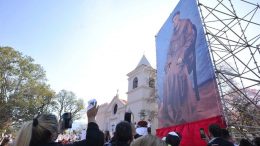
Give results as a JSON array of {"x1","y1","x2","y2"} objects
[{"x1": 168, "y1": 131, "x2": 179, "y2": 137}]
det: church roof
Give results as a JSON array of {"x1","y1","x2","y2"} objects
[
  {"x1": 136, "y1": 55, "x2": 151, "y2": 68},
  {"x1": 120, "y1": 99, "x2": 127, "y2": 104}
]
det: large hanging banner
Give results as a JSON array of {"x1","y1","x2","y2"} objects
[{"x1": 156, "y1": 0, "x2": 224, "y2": 141}]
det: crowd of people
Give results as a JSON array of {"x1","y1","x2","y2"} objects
[{"x1": 1, "y1": 103, "x2": 259, "y2": 146}]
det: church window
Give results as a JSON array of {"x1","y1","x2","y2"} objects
[
  {"x1": 133, "y1": 77, "x2": 138, "y2": 89},
  {"x1": 149, "y1": 78, "x2": 155, "y2": 88}
]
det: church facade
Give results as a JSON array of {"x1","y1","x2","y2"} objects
[{"x1": 96, "y1": 55, "x2": 158, "y2": 134}]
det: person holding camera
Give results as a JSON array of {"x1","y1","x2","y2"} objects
[{"x1": 13, "y1": 104, "x2": 104, "y2": 146}]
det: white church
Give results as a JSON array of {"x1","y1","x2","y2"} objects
[{"x1": 96, "y1": 55, "x2": 158, "y2": 134}]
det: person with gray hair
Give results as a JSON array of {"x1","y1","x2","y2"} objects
[
  {"x1": 130, "y1": 134, "x2": 167, "y2": 146},
  {"x1": 13, "y1": 104, "x2": 104, "y2": 146}
]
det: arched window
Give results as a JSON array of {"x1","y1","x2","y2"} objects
[
  {"x1": 149, "y1": 78, "x2": 155, "y2": 88},
  {"x1": 113, "y1": 104, "x2": 118, "y2": 115},
  {"x1": 133, "y1": 77, "x2": 138, "y2": 89}
]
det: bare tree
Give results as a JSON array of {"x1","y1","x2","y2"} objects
[{"x1": 52, "y1": 90, "x2": 84, "y2": 121}]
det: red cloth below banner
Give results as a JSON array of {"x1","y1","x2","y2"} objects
[{"x1": 156, "y1": 116, "x2": 226, "y2": 146}]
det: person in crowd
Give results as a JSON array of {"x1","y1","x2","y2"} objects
[
  {"x1": 13, "y1": 104, "x2": 104, "y2": 146},
  {"x1": 110, "y1": 121, "x2": 132, "y2": 146},
  {"x1": 165, "y1": 131, "x2": 181, "y2": 146},
  {"x1": 207, "y1": 124, "x2": 233, "y2": 146},
  {"x1": 130, "y1": 134, "x2": 167, "y2": 146},
  {"x1": 221, "y1": 128, "x2": 238, "y2": 146},
  {"x1": 135, "y1": 121, "x2": 148, "y2": 138},
  {"x1": 104, "y1": 132, "x2": 117, "y2": 146},
  {"x1": 253, "y1": 137, "x2": 260, "y2": 146},
  {"x1": 239, "y1": 139, "x2": 253, "y2": 146},
  {"x1": 104, "y1": 131, "x2": 111, "y2": 142},
  {"x1": 104, "y1": 131, "x2": 111, "y2": 145}
]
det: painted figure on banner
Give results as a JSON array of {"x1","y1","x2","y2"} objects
[{"x1": 160, "y1": 11, "x2": 200, "y2": 126}]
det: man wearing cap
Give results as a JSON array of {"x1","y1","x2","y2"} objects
[
  {"x1": 135, "y1": 121, "x2": 148, "y2": 138},
  {"x1": 164, "y1": 131, "x2": 181, "y2": 146}
]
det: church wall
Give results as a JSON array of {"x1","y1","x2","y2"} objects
[
  {"x1": 96, "y1": 56, "x2": 158, "y2": 135},
  {"x1": 127, "y1": 67, "x2": 150, "y2": 92},
  {"x1": 126, "y1": 97, "x2": 158, "y2": 134},
  {"x1": 105, "y1": 106, "x2": 126, "y2": 133},
  {"x1": 96, "y1": 100, "x2": 126, "y2": 133},
  {"x1": 127, "y1": 87, "x2": 154, "y2": 104}
]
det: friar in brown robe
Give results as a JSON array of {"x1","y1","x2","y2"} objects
[{"x1": 160, "y1": 11, "x2": 199, "y2": 126}]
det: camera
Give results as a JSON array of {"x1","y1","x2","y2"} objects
[
  {"x1": 61, "y1": 112, "x2": 72, "y2": 129},
  {"x1": 199, "y1": 128, "x2": 207, "y2": 139}
]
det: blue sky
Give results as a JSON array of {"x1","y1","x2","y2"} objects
[
  {"x1": 0, "y1": 0, "x2": 178, "y2": 104},
  {"x1": 1, "y1": 0, "x2": 259, "y2": 106}
]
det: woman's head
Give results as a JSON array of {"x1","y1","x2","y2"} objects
[
  {"x1": 14, "y1": 114, "x2": 58, "y2": 146},
  {"x1": 115, "y1": 121, "x2": 132, "y2": 142},
  {"x1": 131, "y1": 134, "x2": 167, "y2": 146}
]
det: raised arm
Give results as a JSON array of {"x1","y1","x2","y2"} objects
[{"x1": 85, "y1": 104, "x2": 104, "y2": 146}]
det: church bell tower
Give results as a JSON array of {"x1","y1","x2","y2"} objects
[{"x1": 126, "y1": 55, "x2": 157, "y2": 134}]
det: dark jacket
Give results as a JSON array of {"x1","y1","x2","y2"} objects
[
  {"x1": 38, "y1": 122, "x2": 104, "y2": 146},
  {"x1": 207, "y1": 137, "x2": 234, "y2": 146},
  {"x1": 104, "y1": 139, "x2": 130, "y2": 146},
  {"x1": 110, "y1": 141, "x2": 130, "y2": 146}
]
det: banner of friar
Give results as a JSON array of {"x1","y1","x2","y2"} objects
[{"x1": 156, "y1": 0, "x2": 225, "y2": 145}]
